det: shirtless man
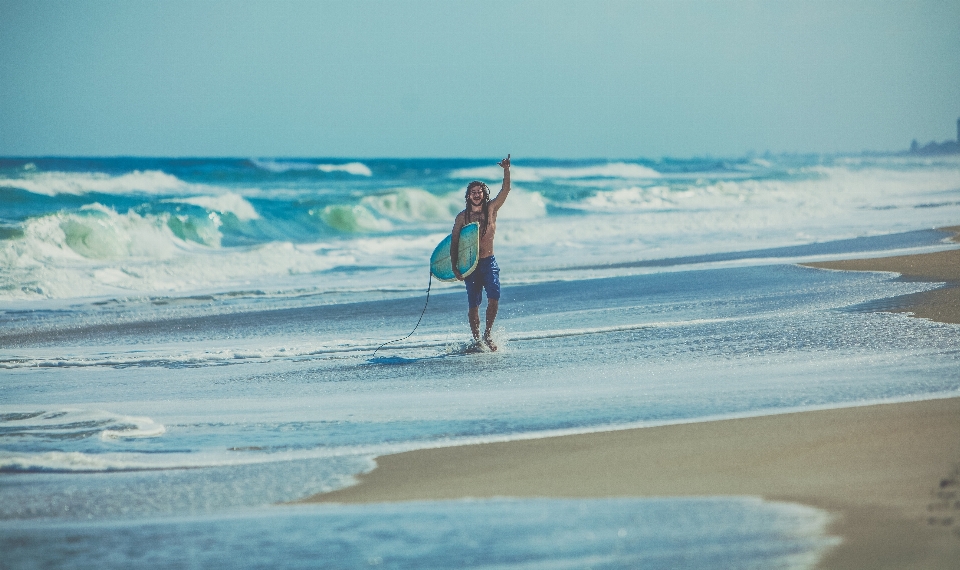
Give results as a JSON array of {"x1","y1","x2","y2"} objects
[{"x1": 451, "y1": 154, "x2": 511, "y2": 351}]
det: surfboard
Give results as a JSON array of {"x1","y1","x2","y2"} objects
[{"x1": 430, "y1": 222, "x2": 480, "y2": 282}]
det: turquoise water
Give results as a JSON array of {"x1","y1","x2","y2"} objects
[{"x1": 2, "y1": 155, "x2": 959, "y2": 567}]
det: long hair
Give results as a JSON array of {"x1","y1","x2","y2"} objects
[{"x1": 465, "y1": 181, "x2": 490, "y2": 236}]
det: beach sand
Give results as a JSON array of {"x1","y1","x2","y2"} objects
[
  {"x1": 302, "y1": 228, "x2": 960, "y2": 569},
  {"x1": 805, "y1": 225, "x2": 960, "y2": 324}
]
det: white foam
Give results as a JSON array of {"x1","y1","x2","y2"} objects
[
  {"x1": 329, "y1": 233, "x2": 440, "y2": 258},
  {"x1": 251, "y1": 159, "x2": 373, "y2": 176},
  {"x1": 317, "y1": 162, "x2": 373, "y2": 176},
  {"x1": 101, "y1": 423, "x2": 167, "y2": 440},
  {"x1": 0, "y1": 451, "x2": 154, "y2": 472},
  {"x1": 170, "y1": 193, "x2": 260, "y2": 221},
  {"x1": 357, "y1": 187, "x2": 546, "y2": 223},
  {"x1": 0, "y1": 170, "x2": 192, "y2": 196},
  {"x1": 0, "y1": 449, "x2": 253, "y2": 472},
  {"x1": 0, "y1": 447, "x2": 375, "y2": 473},
  {"x1": 573, "y1": 185, "x2": 683, "y2": 212},
  {"x1": 560, "y1": 164, "x2": 960, "y2": 213},
  {"x1": 450, "y1": 162, "x2": 662, "y2": 182},
  {"x1": 0, "y1": 409, "x2": 165, "y2": 442},
  {"x1": 250, "y1": 158, "x2": 319, "y2": 172},
  {"x1": 497, "y1": 189, "x2": 548, "y2": 219},
  {"x1": 0, "y1": 339, "x2": 380, "y2": 369},
  {"x1": 493, "y1": 164, "x2": 960, "y2": 264},
  {"x1": 10, "y1": 203, "x2": 188, "y2": 261},
  {"x1": 361, "y1": 188, "x2": 460, "y2": 222}
]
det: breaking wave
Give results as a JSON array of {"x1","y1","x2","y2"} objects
[
  {"x1": 560, "y1": 165, "x2": 960, "y2": 214},
  {"x1": 361, "y1": 188, "x2": 461, "y2": 223},
  {"x1": 315, "y1": 188, "x2": 547, "y2": 234},
  {"x1": 450, "y1": 162, "x2": 662, "y2": 182},
  {"x1": 0, "y1": 170, "x2": 193, "y2": 196},
  {"x1": 251, "y1": 158, "x2": 372, "y2": 176},
  {"x1": 19, "y1": 203, "x2": 220, "y2": 260},
  {"x1": 318, "y1": 162, "x2": 373, "y2": 176},
  {"x1": 0, "y1": 205, "x2": 353, "y2": 299},
  {"x1": 167, "y1": 193, "x2": 260, "y2": 222},
  {"x1": 313, "y1": 204, "x2": 395, "y2": 233}
]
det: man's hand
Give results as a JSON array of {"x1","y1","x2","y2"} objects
[
  {"x1": 453, "y1": 269, "x2": 464, "y2": 281},
  {"x1": 498, "y1": 154, "x2": 510, "y2": 169}
]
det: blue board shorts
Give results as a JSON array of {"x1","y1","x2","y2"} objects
[{"x1": 465, "y1": 256, "x2": 500, "y2": 309}]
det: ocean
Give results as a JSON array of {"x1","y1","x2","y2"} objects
[{"x1": 2, "y1": 155, "x2": 959, "y2": 568}]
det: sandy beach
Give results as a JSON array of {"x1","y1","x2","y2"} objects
[{"x1": 303, "y1": 229, "x2": 960, "y2": 569}]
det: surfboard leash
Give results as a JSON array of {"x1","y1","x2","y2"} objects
[{"x1": 372, "y1": 273, "x2": 433, "y2": 359}]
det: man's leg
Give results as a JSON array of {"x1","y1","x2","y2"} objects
[
  {"x1": 482, "y1": 257, "x2": 501, "y2": 351},
  {"x1": 468, "y1": 306, "x2": 481, "y2": 342},
  {"x1": 466, "y1": 273, "x2": 482, "y2": 342},
  {"x1": 484, "y1": 299, "x2": 498, "y2": 351}
]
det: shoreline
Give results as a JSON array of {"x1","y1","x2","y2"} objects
[
  {"x1": 302, "y1": 229, "x2": 960, "y2": 568},
  {"x1": 803, "y1": 225, "x2": 960, "y2": 324}
]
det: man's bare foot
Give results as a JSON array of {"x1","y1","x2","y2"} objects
[{"x1": 483, "y1": 334, "x2": 497, "y2": 352}]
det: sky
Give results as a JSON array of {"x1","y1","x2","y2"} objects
[{"x1": 1, "y1": 0, "x2": 958, "y2": 159}]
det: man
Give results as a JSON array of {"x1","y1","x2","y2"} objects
[{"x1": 451, "y1": 154, "x2": 511, "y2": 351}]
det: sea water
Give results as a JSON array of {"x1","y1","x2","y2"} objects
[{"x1": 1, "y1": 155, "x2": 959, "y2": 568}]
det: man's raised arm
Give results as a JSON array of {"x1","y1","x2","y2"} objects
[{"x1": 489, "y1": 154, "x2": 511, "y2": 212}]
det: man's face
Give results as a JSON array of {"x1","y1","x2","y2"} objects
[{"x1": 468, "y1": 186, "x2": 484, "y2": 205}]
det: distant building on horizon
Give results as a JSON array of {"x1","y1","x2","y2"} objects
[{"x1": 909, "y1": 117, "x2": 960, "y2": 155}]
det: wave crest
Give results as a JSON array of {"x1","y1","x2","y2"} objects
[
  {"x1": 251, "y1": 159, "x2": 372, "y2": 176},
  {"x1": 318, "y1": 187, "x2": 548, "y2": 233},
  {"x1": 362, "y1": 188, "x2": 460, "y2": 222},
  {"x1": 450, "y1": 163, "x2": 661, "y2": 182},
  {"x1": 65, "y1": 204, "x2": 220, "y2": 257},
  {"x1": 314, "y1": 205, "x2": 394, "y2": 233},
  {"x1": 0, "y1": 206, "x2": 351, "y2": 299},
  {"x1": 17, "y1": 204, "x2": 195, "y2": 260},
  {"x1": 318, "y1": 162, "x2": 373, "y2": 176},
  {"x1": 0, "y1": 170, "x2": 189, "y2": 196},
  {"x1": 168, "y1": 193, "x2": 260, "y2": 222}
]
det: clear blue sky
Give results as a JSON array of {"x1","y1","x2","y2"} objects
[{"x1": 1, "y1": 0, "x2": 958, "y2": 158}]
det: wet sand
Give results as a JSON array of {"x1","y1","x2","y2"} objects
[
  {"x1": 302, "y1": 229, "x2": 960, "y2": 568},
  {"x1": 805, "y1": 225, "x2": 960, "y2": 324}
]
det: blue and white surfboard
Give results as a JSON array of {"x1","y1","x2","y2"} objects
[{"x1": 430, "y1": 222, "x2": 480, "y2": 282}]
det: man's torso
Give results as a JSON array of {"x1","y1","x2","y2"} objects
[{"x1": 463, "y1": 208, "x2": 497, "y2": 258}]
